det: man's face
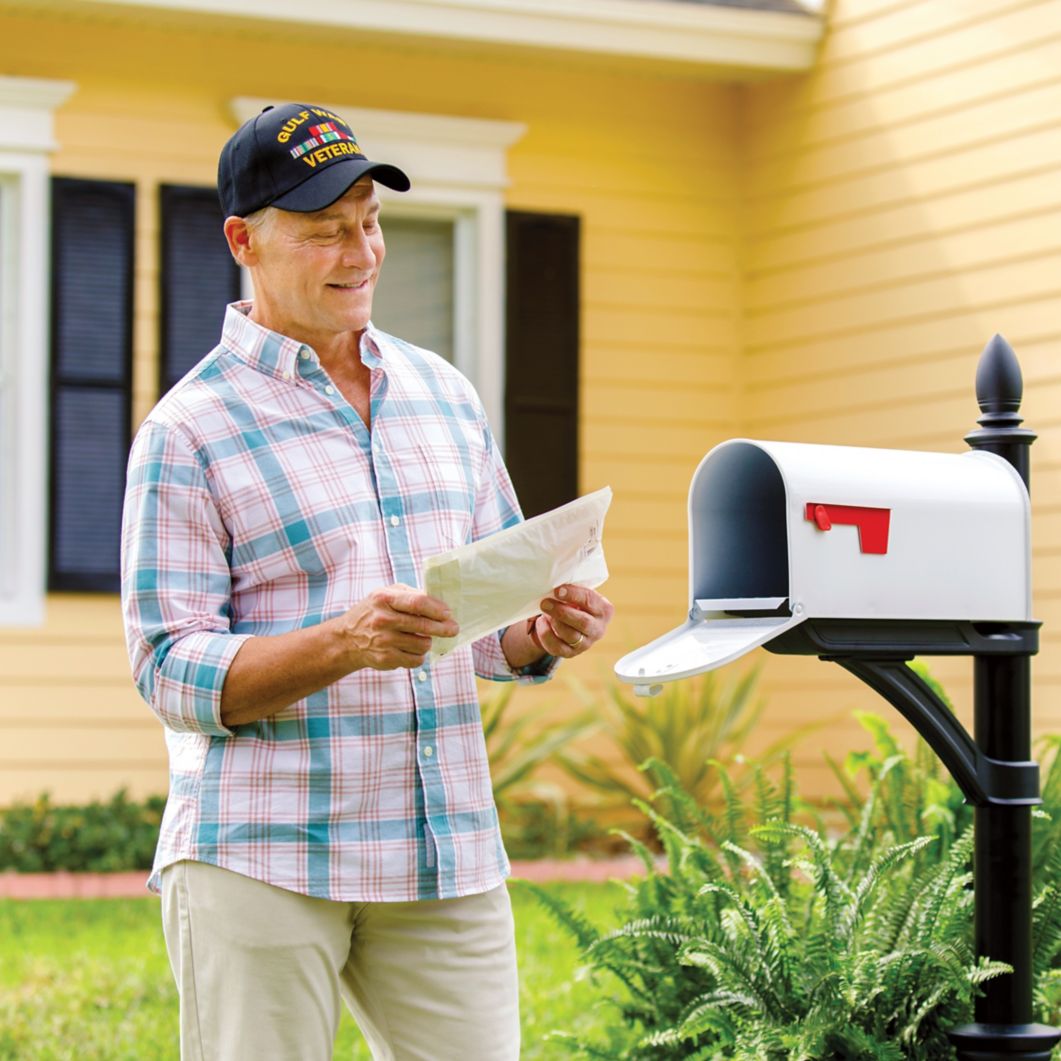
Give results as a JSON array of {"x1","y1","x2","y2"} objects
[{"x1": 244, "y1": 178, "x2": 385, "y2": 347}]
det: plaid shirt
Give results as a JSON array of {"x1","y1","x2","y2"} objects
[{"x1": 121, "y1": 303, "x2": 555, "y2": 901}]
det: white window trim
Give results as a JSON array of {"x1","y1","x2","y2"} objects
[
  {"x1": 0, "y1": 76, "x2": 76, "y2": 627},
  {"x1": 230, "y1": 99, "x2": 526, "y2": 441}
]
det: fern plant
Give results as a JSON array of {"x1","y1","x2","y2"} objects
[
  {"x1": 1033, "y1": 735, "x2": 1061, "y2": 1028},
  {"x1": 527, "y1": 749, "x2": 1043, "y2": 1059}
]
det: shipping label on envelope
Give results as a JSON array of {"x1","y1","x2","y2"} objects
[{"x1": 423, "y1": 486, "x2": 613, "y2": 658}]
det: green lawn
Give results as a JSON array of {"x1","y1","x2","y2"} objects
[{"x1": 0, "y1": 880, "x2": 623, "y2": 1060}]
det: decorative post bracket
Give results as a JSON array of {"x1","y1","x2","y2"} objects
[{"x1": 830, "y1": 657, "x2": 1039, "y2": 807}]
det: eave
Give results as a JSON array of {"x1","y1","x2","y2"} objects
[{"x1": 14, "y1": 0, "x2": 823, "y2": 77}]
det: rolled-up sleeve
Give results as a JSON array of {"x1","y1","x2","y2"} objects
[
  {"x1": 120, "y1": 419, "x2": 251, "y2": 736},
  {"x1": 467, "y1": 417, "x2": 561, "y2": 686}
]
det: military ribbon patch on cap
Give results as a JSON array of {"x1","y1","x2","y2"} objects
[{"x1": 290, "y1": 123, "x2": 360, "y2": 159}]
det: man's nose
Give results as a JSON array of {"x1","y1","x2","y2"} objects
[{"x1": 340, "y1": 229, "x2": 376, "y2": 268}]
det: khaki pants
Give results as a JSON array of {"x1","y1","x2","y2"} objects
[{"x1": 160, "y1": 861, "x2": 520, "y2": 1061}]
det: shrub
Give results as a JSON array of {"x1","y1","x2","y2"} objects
[
  {"x1": 532, "y1": 716, "x2": 1061, "y2": 1059},
  {"x1": 0, "y1": 790, "x2": 165, "y2": 873},
  {"x1": 499, "y1": 798, "x2": 614, "y2": 860}
]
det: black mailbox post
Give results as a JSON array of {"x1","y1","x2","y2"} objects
[
  {"x1": 615, "y1": 336, "x2": 1061, "y2": 1058},
  {"x1": 947, "y1": 336, "x2": 1059, "y2": 1059}
]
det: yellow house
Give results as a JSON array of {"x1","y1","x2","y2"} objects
[{"x1": 1, "y1": 0, "x2": 1058, "y2": 807}]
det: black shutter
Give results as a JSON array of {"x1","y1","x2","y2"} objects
[
  {"x1": 49, "y1": 178, "x2": 136, "y2": 593},
  {"x1": 159, "y1": 184, "x2": 240, "y2": 392},
  {"x1": 504, "y1": 211, "x2": 580, "y2": 518}
]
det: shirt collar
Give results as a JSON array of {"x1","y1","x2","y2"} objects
[{"x1": 220, "y1": 301, "x2": 387, "y2": 379}]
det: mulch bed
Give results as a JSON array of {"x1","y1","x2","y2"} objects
[{"x1": 0, "y1": 857, "x2": 654, "y2": 899}]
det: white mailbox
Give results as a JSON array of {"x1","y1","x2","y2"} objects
[{"x1": 615, "y1": 439, "x2": 1031, "y2": 688}]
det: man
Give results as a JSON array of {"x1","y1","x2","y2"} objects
[{"x1": 120, "y1": 102, "x2": 613, "y2": 1060}]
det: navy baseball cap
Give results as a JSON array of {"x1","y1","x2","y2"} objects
[{"x1": 218, "y1": 103, "x2": 411, "y2": 218}]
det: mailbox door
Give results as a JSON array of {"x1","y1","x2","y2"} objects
[{"x1": 614, "y1": 613, "x2": 805, "y2": 683}]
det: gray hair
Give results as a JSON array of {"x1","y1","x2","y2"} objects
[{"x1": 242, "y1": 206, "x2": 277, "y2": 237}]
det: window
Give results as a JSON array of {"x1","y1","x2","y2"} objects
[
  {"x1": 372, "y1": 215, "x2": 456, "y2": 363},
  {"x1": 48, "y1": 178, "x2": 135, "y2": 593},
  {"x1": 0, "y1": 76, "x2": 75, "y2": 625}
]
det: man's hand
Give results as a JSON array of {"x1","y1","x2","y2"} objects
[
  {"x1": 534, "y1": 584, "x2": 614, "y2": 658},
  {"x1": 501, "y1": 584, "x2": 614, "y2": 669},
  {"x1": 337, "y1": 584, "x2": 459, "y2": 671}
]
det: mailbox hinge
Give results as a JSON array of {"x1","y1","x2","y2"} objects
[{"x1": 831, "y1": 657, "x2": 1040, "y2": 808}]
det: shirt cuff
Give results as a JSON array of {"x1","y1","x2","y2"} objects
[
  {"x1": 152, "y1": 631, "x2": 253, "y2": 737},
  {"x1": 475, "y1": 625, "x2": 560, "y2": 685},
  {"x1": 514, "y1": 652, "x2": 560, "y2": 682}
]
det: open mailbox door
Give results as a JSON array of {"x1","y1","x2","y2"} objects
[{"x1": 615, "y1": 439, "x2": 1031, "y2": 694}]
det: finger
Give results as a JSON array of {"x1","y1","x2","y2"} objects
[
  {"x1": 364, "y1": 638, "x2": 430, "y2": 671},
  {"x1": 548, "y1": 616, "x2": 586, "y2": 646},
  {"x1": 385, "y1": 586, "x2": 454, "y2": 622},
  {"x1": 541, "y1": 595, "x2": 601, "y2": 641},
  {"x1": 548, "y1": 584, "x2": 605, "y2": 617},
  {"x1": 537, "y1": 620, "x2": 576, "y2": 658},
  {"x1": 382, "y1": 590, "x2": 458, "y2": 636},
  {"x1": 539, "y1": 617, "x2": 585, "y2": 656},
  {"x1": 395, "y1": 632, "x2": 433, "y2": 654},
  {"x1": 395, "y1": 614, "x2": 459, "y2": 639},
  {"x1": 541, "y1": 599, "x2": 591, "y2": 631},
  {"x1": 554, "y1": 587, "x2": 614, "y2": 626}
]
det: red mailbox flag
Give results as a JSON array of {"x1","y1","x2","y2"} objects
[{"x1": 805, "y1": 503, "x2": 891, "y2": 554}]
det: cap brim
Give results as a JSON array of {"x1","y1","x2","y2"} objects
[{"x1": 271, "y1": 158, "x2": 411, "y2": 212}]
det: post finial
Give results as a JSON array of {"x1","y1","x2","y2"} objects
[
  {"x1": 966, "y1": 334, "x2": 1035, "y2": 490},
  {"x1": 975, "y1": 333, "x2": 1023, "y2": 420}
]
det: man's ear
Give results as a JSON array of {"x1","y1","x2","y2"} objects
[{"x1": 223, "y1": 216, "x2": 257, "y2": 266}]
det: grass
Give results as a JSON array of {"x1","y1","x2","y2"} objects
[{"x1": 0, "y1": 879, "x2": 623, "y2": 1060}]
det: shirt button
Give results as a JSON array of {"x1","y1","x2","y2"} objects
[
  {"x1": 283, "y1": 371, "x2": 292, "y2": 380},
  {"x1": 417, "y1": 670, "x2": 428, "y2": 682},
  {"x1": 390, "y1": 515, "x2": 400, "y2": 527},
  {"x1": 325, "y1": 385, "x2": 335, "y2": 395},
  {"x1": 423, "y1": 746, "x2": 434, "y2": 758},
  {"x1": 300, "y1": 350, "x2": 310, "y2": 360}
]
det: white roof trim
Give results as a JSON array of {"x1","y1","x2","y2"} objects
[{"x1": 55, "y1": 0, "x2": 823, "y2": 74}]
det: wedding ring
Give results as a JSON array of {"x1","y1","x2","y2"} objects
[{"x1": 570, "y1": 632, "x2": 585, "y2": 648}]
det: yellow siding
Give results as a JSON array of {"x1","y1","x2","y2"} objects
[
  {"x1": 6, "y1": 0, "x2": 1058, "y2": 811},
  {"x1": 0, "y1": 597, "x2": 167, "y2": 800},
  {"x1": 739, "y1": 0, "x2": 1061, "y2": 783},
  {"x1": 0, "y1": 12, "x2": 741, "y2": 802}
]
